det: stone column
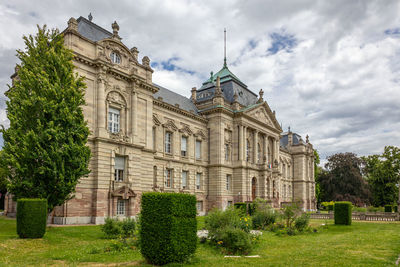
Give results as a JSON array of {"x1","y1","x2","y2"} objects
[
  {"x1": 132, "y1": 89, "x2": 138, "y2": 143},
  {"x1": 97, "y1": 67, "x2": 107, "y2": 137},
  {"x1": 253, "y1": 130, "x2": 258, "y2": 164},
  {"x1": 243, "y1": 126, "x2": 247, "y2": 161},
  {"x1": 238, "y1": 125, "x2": 243, "y2": 161},
  {"x1": 263, "y1": 134, "x2": 268, "y2": 163}
]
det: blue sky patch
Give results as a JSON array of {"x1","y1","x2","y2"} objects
[
  {"x1": 384, "y1": 28, "x2": 400, "y2": 37},
  {"x1": 267, "y1": 32, "x2": 297, "y2": 55},
  {"x1": 151, "y1": 57, "x2": 195, "y2": 75}
]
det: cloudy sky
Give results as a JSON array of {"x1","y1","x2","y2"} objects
[{"x1": 0, "y1": 0, "x2": 399, "y2": 165}]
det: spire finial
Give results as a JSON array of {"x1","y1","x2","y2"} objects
[
  {"x1": 88, "y1": 13, "x2": 93, "y2": 22},
  {"x1": 224, "y1": 28, "x2": 227, "y2": 67}
]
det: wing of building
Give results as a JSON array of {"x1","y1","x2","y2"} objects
[{"x1": 5, "y1": 16, "x2": 316, "y2": 224}]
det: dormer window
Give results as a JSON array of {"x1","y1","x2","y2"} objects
[{"x1": 110, "y1": 51, "x2": 121, "y2": 64}]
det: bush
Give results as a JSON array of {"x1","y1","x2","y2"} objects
[
  {"x1": 248, "y1": 203, "x2": 256, "y2": 216},
  {"x1": 234, "y1": 202, "x2": 247, "y2": 216},
  {"x1": 334, "y1": 201, "x2": 352, "y2": 225},
  {"x1": 352, "y1": 206, "x2": 367, "y2": 212},
  {"x1": 321, "y1": 201, "x2": 334, "y2": 210},
  {"x1": 252, "y1": 209, "x2": 276, "y2": 230},
  {"x1": 394, "y1": 205, "x2": 398, "y2": 213},
  {"x1": 281, "y1": 202, "x2": 302, "y2": 228},
  {"x1": 16, "y1": 198, "x2": 47, "y2": 238},
  {"x1": 367, "y1": 206, "x2": 384, "y2": 212},
  {"x1": 214, "y1": 227, "x2": 253, "y2": 255},
  {"x1": 294, "y1": 213, "x2": 310, "y2": 232},
  {"x1": 101, "y1": 217, "x2": 136, "y2": 239},
  {"x1": 384, "y1": 205, "x2": 392, "y2": 213},
  {"x1": 205, "y1": 207, "x2": 242, "y2": 238},
  {"x1": 140, "y1": 192, "x2": 197, "y2": 265}
]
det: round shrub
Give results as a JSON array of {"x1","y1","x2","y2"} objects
[
  {"x1": 214, "y1": 227, "x2": 253, "y2": 255},
  {"x1": 334, "y1": 201, "x2": 352, "y2": 225},
  {"x1": 294, "y1": 213, "x2": 310, "y2": 232},
  {"x1": 17, "y1": 198, "x2": 47, "y2": 238},
  {"x1": 140, "y1": 192, "x2": 197, "y2": 265},
  {"x1": 384, "y1": 205, "x2": 392, "y2": 213},
  {"x1": 252, "y1": 209, "x2": 276, "y2": 230}
]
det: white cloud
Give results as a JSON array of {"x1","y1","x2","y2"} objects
[{"x1": 0, "y1": 0, "x2": 399, "y2": 162}]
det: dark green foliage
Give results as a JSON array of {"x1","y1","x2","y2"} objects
[
  {"x1": 139, "y1": 192, "x2": 197, "y2": 265},
  {"x1": 1, "y1": 26, "x2": 91, "y2": 212},
  {"x1": 394, "y1": 205, "x2": 398, "y2": 213},
  {"x1": 101, "y1": 217, "x2": 136, "y2": 239},
  {"x1": 363, "y1": 146, "x2": 400, "y2": 207},
  {"x1": 214, "y1": 227, "x2": 253, "y2": 255},
  {"x1": 328, "y1": 204, "x2": 334, "y2": 211},
  {"x1": 319, "y1": 153, "x2": 371, "y2": 206},
  {"x1": 16, "y1": 198, "x2": 47, "y2": 238},
  {"x1": 384, "y1": 205, "x2": 392, "y2": 213},
  {"x1": 334, "y1": 201, "x2": 352, "y2": 225},
  {"x1": 294, "y1": 213, "x2": 310, "y2": 232},
  {"x1": 248, "y1": 203, "x2": 256, "y2": 216},
  {"x1": 234, "y1": 202, "x2": 247, "y2": 215},
  {"x1": 252, "y1": 202, "x2": 276, "y2": 230}
]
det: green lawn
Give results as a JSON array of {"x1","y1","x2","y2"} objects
[{"x1": 0, "y1": 216, "x2": 399, "y2": 266}]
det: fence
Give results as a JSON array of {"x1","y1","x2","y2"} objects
[{"x1": 309, "y1": 212, "x2": 400, "y2": 221}]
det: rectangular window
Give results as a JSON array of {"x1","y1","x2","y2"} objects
[
  {"x1": 117, "y1": 199, "x2": 126, "y2": 215},
  {"x1": 114, "y1": 156, "x2": 125, "y2": 182},
  {"x1": 108, "y1": 107, "x2": 120, "y2": 133},
  {"x1": 165, "y1": 169, "x2": 172, "y2": 188},
  {"x1": 196, "y1": 173, "x2": 201, "y2": 190},
  {"x1": 182, "y1": 171, "x2": 188, "y2": 189},
  {"x1": 165, "y1": 132, "x2": 172, "y2": 154},
  {"x1": 225, "y1": 144, "x2": 230, "y2": 161},
  {"x1": 196, "y1": 201, "x2": 203, "y2": 211},
  {"x1": 226, "y1": 174, "x2": 231, "y2": 191},
  {"x1": 181, "y1": 136, "x2": 188, "y2": 157},
  {"x1": 153, "y1": 127, "x2": 156, "y2": 150},
  {"x1": 196, "y1": 140, "x2": 201, "y2": 159}
]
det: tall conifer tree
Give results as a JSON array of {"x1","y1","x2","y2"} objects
[{"x1": 1, "y1": 26, "x2": 91, "y2": 212}]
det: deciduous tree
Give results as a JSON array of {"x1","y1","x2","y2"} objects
[{"x1": 1, "y1": 26, "x2": 91, "y2": 212}]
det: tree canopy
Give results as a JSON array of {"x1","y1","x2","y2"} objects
[
  {"x1": 362, "y1": 146, "x2": 400, "y2": 207},
  {"x1": 319, "y1": 152, "x2": 371, "y2": 206},
  {"x1": 1, "y1": 25, "x2": 91, "y2": 212}
]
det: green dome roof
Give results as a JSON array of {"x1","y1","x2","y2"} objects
[{"x1": 201, "y1": 63, "x2": 247, "y2": 89}]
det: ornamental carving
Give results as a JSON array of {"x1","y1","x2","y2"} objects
[
  {"x1": 109, "y1": 132, "x2": 130, "y2": 142},
  {"x1": 194, "y1": 130, "x2": 206, "y2": 140},
  {"x1": 112, "y1": 186, "x2": 136, "y2": 200},
  {"x1": 153, "y1": 114, "x2": 161, "y2": 126},
  {"x1": 162, "y1": 120, "x2": 178, "y2": 131},
  {"x1": 179, "y1": 124, "x2": 193, "y2": 136},
  {"x1": 107, "y1": 91, "x2": 127, "y2": 108}
]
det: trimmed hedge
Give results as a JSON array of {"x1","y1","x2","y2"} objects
[
  {"x1": 394, "y1": 205, "x2": 398, "y2": 213},
  {"x1": 234, "y1": 202, "x2": 247, "y2": 215},
  {"x1": 334, "y1": 201, "x2": 352, "y2": 225},
  {"x1": 384, "y1": 205, "x2": 392, "y2": 213},
  {"x1": 140, "y1": 192, "x2": 197, "y2": 265},
  {"x1": 328, "y1": 204, "x2": 334, "y2": 211},
  {"x1": 248, "y1": 203, "x2": 256, "y2": 216},
  {"x1": 17, "y1": 198, "x2": 47, "y2": 238}
]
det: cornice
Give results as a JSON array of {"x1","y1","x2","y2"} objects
[{"x1": 153, "y1": 99, "x2": 208, "y2": 123}]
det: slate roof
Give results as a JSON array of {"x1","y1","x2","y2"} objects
[
  {"x1": 153, "y1": 84, "x2": 198, "y2": 114},
  {"x1": 76, "y1": 16, "x2": 112, "y2": 42},
  {"x1": 197, "y1": 64, "x2": 258, "y2": 106},
  {"x1": 280, "y1": 132, "x2": 304, "y2": 147}
]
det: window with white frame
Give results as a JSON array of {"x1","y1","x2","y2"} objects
[
  {"x1": 114, "y1": 156, "x2": 125, "y2": 182},
  {"x1": 196, "y1": 201, "x2": 203, "y2": 211},
  {"x1": 181, "y1": 136, "x2": 188, "y2": 157},
  {"x1": 165, "y1": 132, "x2": 172, "y2": 154},
  {"x1": 195, "y1": 140, "x2": 201, "y2": 159},
  {"x1": 181, "y1": 170, "x2": 188, "y2": 189},
  {"x1": 196, "y1": 173, "x2": 201, "y2": 190},
  {"x1": 117, "y1": 199, "x2": 126, "y2": 215},
  {"x1": 165, "y1": 169, "x2": 172, "y2": 188},
  {"x1": 110, "y1": 51, "x2": 121, "y2": 64},
  {"x1": 225, "y1": 144, "x2": 230, "y2": 161},
  {"x1": 226, "y1": 174, "x2": 232, "y2": 191},
  {"x1": 108, "y1": 107, "x2": 120, "y2": 133}
]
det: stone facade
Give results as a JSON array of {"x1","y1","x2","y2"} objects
[{"x1": 5, "y1": 16, "x2": 316, "y2": 224}]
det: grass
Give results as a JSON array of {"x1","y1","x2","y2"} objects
[{"x1": 0, "y1": 216, "x2": 399, "y2": 266}]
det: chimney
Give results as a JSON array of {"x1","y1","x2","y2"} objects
[{"x1": 191, "y1": 87, "x2": 197, "y2": 103}]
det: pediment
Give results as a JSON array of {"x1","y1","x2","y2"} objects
[
  {"x1": 97, "y1": 39, "x2": 135, "y2": 68},
  {"x1": 112, "y1": 186, "x2": 136, "y2": 199},
  {"x1": 179, "y1": 124, "x2": 193, "y2": 136},
  {"x1": 194, "y1": 129, "x2": 206, "y2": 140},
  {"x1": 244, "y1": 103, "x2": 282, "y2": 131},
  {"x1": 162, "y1": 119, "x2": 178, "y2": 131}
]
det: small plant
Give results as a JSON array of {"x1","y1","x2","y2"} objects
[
  {"x1": 214, "y1": 227, "x2": 253, "y2": 255},
  {"x1": 280, "y1": 202, "x2": 302, "y2": 229},
  {"x1": 234, "y1": 202, "x2": 247, "y2": 216},
  {"x1": 101, "y1": 217, "x2": 136, "y2": 239},
  {"x1": 294, "y1": 213, "x2": 310, "y2": 232},
  {"x1": 252, "y1": 208, "x2": 276, "y2": 230}
]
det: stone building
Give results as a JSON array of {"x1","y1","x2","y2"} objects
[{"x1": 5, "y1": 16, "x2": 316, "y2": 224}]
